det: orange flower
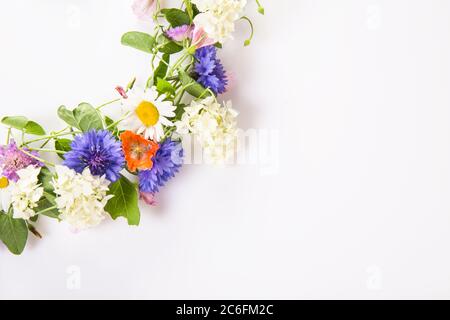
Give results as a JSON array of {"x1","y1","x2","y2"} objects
[{"x1": 120, "y1": 131, "x2": 159, "y2": 172}]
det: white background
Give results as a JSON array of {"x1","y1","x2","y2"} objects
[{"x1": 1, "y1": 0, "x2": 450, "y2": 299}]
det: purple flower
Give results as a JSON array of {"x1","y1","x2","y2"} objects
[
  {"x1": 166, "y1": 25, "x2": 193, "y2": 42},
  {"x1": 0, "y1": 140, "x2": 43, "y2": 182},
  {"x1": 63, "y1": 130, "x2": 124, "y2": 182},
  {"x1": 138, "y1": 139, "x2": 183, "y2": 194},
  {"x1": 194, "y1": 45, "x2": 228, "y2": 95}
]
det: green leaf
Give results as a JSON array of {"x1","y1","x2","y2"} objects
[
  {"x1": 161, "y1": 8, "x2": 191, "y2": 27},
  {"x1": 35, "y1": 193, "x2": 60, "y2": 219},
  {"x1": 174, "y1": 103, "x2": 187, "y2": 121},
  {"x1": 179, "y1": 70, "x2": 212, "y2": 98},
  {"x1": 156, "y1": 78, "x2": 175, "y2": 96},
  {"x1": 73, "y1": 103, "x2": 104, "y2": 132},
  {"x1": 159, "y1": 41, "x2": 183, "y2": 54},
  {"x1": 104, "y1": 116, "x2": 119, "y2": 137},
  {"x1": 1, "y1": 116, "x2": 28, "y2": 129},
  {"x1": 105, "y1": 175, "x2": 140, "y2": 226},
  {"x1": 0, "y1": 214, "x2": 28, "y2": 255},
  {"x1": 1, "y1": 116, "x2": 46, "y2": 136},
  {"x1": 24, "y1": 121, "x2": 46, "y2": 135},
  {"x1": 154, "y1": 53, "x2": 170, "y2": 80},
  {"x1": 38, "y1": 167, "x2": 54, "y2": 193},
  {"x1": 54, "y1": 138, "x2": 72, "y2": 159},
  {"x1": 57, "y1": 106, "x2": 78, "y2": 128},
  {"x1": 121, "y1": 32, "x2": 155, "y2": 54},
  {"x1": 57, "y1": 103, "x2": 103, "y2": 132}
]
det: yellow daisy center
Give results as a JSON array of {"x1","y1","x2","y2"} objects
[
  {"x1": 135, "y1": 100, "x2": 160, "y2": 127},
  {"x1": 0, "y1": 177, "x2": 9, "y2": 189}
]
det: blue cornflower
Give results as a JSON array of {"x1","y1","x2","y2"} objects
[
  {"x1": 194, "y1": 45, "x2": 228, "y2": 95},
  {"x1": 138, "y1": 139, "x2": 183, "y2": 194},
  {"x1": 63, "y1": 130, "x2": 124, "y2": 182}
]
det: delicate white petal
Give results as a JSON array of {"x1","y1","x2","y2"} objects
[
  {"x1": 154, "y1": 124, "x2": 165, "y2": 142},
  {"x1": 159, "y1": 116, "x2": 174, "y2": 127}
]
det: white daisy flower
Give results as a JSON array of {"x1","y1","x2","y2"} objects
[
  {"x1": 0, "y1": 176, "x2": 12, "y2": 213},
  {"x1": 119, "y1": 87, "x2": 176, "y2": 142}
]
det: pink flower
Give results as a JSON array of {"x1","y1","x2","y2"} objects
[
  {"x1": 192, "y1": 26, "x2": 216, "y2": 49},
  {"x1": 140, "y1": 192, "x2": 158, "y2": 206},
  {"x1": 115, "y1": 86, "x2": 128, "y2": 99},
  {"x1": 166, "y1": 25, "x2": 194, "y2": 42},
  {"x1": 132, "y1": 0, "x2": 157, "y2": 21}
]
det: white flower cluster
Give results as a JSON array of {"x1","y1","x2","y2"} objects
[
  {"x1": 52, "y1": 165, "x2": 112, "y2": 230},
  {"x1": 9, "y1": 166, "x2": 44, "y2": 220},
  {"x1": 192, "y1": 0, "x2": 247, "y2": 44},
  {"x1": 176, "y1": 96, "x2": 238, "y2": 164}
]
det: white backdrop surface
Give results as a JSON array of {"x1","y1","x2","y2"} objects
[{"x1": 1, "y1": 0, "x2": 450, "y2": 299}]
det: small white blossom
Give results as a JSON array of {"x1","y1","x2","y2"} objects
[
  {"x1": 9, "y1": 166, "x2": 44, "y2": 220},
  {"x1": 176, "y1": 96, "x2": 238, "y2": 164},
  {"x1": 52, "y1": 165, "x2": 112, "y2": 231},
  {"x1": 192, "y1": 0, "x2": 247, "y2": 44}
]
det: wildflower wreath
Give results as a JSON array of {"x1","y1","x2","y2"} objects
[{"x1": 0, "y1": 0, "x2": 264, "y2": 255}]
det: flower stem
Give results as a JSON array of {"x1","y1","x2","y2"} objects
[
  {"x1": 255, "y1": 0, "x2": 265, "y2": 15},
  {"x1": 168, "y1": 51, "x2": 191, "y2": 77},
  {"x1": 6, "y1": 127, "x2": 11, "y2": 144},
  {"x1": 240, "y1": 16, "x2": 255, "y2": 46},
  {"x1": 35, "y1": 205, "x2": 58, "y2": 216},
  {"x1": 23, "y1": 131, "x2": 81, "y2": 146},
  {"x1": 96, "y1": 98, "x2": 121, "y2": 110},
  {"x1": 19, "y1": 148, "x2": 55, "y2": 167},
  {"x1": 106, "y1": 112, "x2": 130, "y2": 130},
  {"x1": 28, "y1": 148, "x2": 66, "y2": 155}
]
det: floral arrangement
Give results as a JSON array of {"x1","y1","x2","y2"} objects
[{"x1": 0, "y1": 0, "x2": 264, "y2": 255}]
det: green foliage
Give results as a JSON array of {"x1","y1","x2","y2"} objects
[
  {"x1": 156, "y1": 34, "x2": 183, "y2": 54},
  {"x1": 38, "y1": 167, "x2": 54, "y2": 193},
  {"x1": 154, "y1": 54, "x2": 170, "y2": 80},
  {"x1": 185, "y1": 0, "x2": 194, "y2": 21},
  {"x1": 156, "y1": 78, "x2": 175, "y2": 96},
  {"x1": 54, "y1": 138, "x2": 72, "y2": 159},
  {"x1": 121, "y1": 32, "x2": 155, "y2": 54},
  {"x1": 104, "y1": 116, "x2": 119, "y2": 137},
  {"x1": 105, "y1": 175, "x2": 140, "y2": 226},
  {"x1": 0, "y1": 213, "x2": 28, "y2": 255},
  {"x1": 159, "y1": 41, "x2": 183, "y2": 54},
  {"x1": 161, "y1": 8, "x2": 191, "y2": 27},
  {"x1": 36, "y1": 167, "x2": 60, "y2": 219},
  {"x1": 174, "y1": 103, "x2": 187, "y2": 121},
  {"x1": 1, "y1": 116, "x2": 46, "y2": 136},
  {"x1": 57, "y1": 103, "x2": 103, "y2": 132},
  {"x1": 35, "y1": 193, "x2": 60, "y2": 219},
  {"x1": 179, "y1": 70, "x2": 212, "y2": 98}
]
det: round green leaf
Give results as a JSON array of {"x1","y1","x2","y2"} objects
[
  {"x1": 0, "y1": 214, "x2": 28, "y2": 255},
  {"x1": 121, "y1": 32, "x2": 155, "y2": 54},
  {"x1": 1, "y1": 116, "x2": 46, "y2": 136}
]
